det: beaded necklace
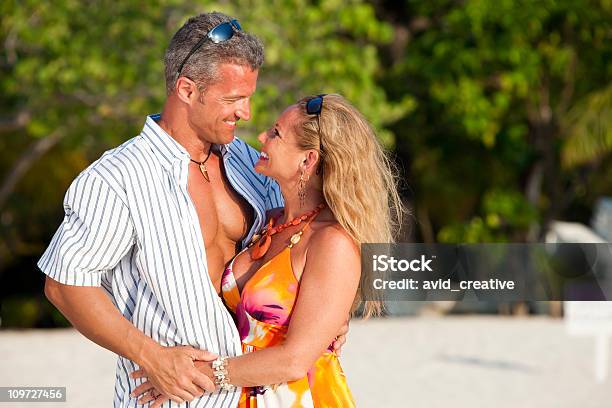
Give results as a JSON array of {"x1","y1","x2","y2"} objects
[{"x1": 250, "y1": 203, "x2": 326, "y2": 260}]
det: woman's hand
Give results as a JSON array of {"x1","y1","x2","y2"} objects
[{"x1": 332, "y1": 318, "x2": 350, "y2": 355}]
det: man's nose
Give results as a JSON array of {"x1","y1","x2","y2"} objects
[{"x1": 236, "y1": 100, "x2": 251, "y2": 121}]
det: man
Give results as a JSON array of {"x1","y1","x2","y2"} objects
[{"x1": 39, "y1": 12, "x2": 345, "y2": 408}]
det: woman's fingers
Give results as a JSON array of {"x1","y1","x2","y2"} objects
[{"x1": 332, "y1": 334, "x2": 346, "y2": 355}]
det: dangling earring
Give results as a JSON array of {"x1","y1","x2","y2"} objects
[{"x1": 298, "y1": 170, "x2": 307, "y2": 208}]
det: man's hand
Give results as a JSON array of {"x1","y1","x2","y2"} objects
[
  {"x1": 132, "y1": 360, "x2": 216, "y2": 406},
  {"x1": 130, "y1": 345, "x2": 217, "y2": 403},
  {"x1": 131, "y1": 384, "x2": 169, "y2": 407},
  {"x1": 332, "y1": 318, "x2": 350, "y2": 355}
]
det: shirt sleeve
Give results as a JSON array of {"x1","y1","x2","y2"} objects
[{"x1": 37, "y1": 171, "x2": 135, "y2": 286}]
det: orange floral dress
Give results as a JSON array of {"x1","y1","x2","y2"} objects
[{"x1": 221, "y1": 220, "x2": 356, "y2": 408}]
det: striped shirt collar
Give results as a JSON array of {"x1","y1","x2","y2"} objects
[{"x1": 141, "y1": 113, "x2": 235, "y2": 172}]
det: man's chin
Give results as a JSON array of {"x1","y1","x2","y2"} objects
[{"x1": 218, "y1": 132, "x2": 235, "y2": 144}]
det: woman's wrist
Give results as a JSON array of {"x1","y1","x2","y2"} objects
[
  {"x1": 211, "y1": 356, "x2": 236, "y2": 391},
  {"x1": 195, "y1": 358, "x2": 236, "y2": 391}
]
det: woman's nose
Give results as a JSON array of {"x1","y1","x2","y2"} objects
[{"x1": 257, "y1": 131, "x2": 267, "y2": 144}]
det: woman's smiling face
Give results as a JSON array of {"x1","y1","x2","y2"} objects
[{"x1": 255, "y1": 105, "x2": 306, "y2": 183}]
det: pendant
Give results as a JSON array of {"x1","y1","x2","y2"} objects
[
  {"x1": 290, "y1": 232, "x2": 302, "y2": 245},
  {"x1": 199, "y1": 163, "x2": 210, "y2": 182},
  {"x1": 287, "y1": 233, "x2": 303, "y2": 249},
  {"x1": 250, "y1": 235, "x2": 271, "y2": 260}
]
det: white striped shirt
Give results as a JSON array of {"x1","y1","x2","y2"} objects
[{"x1": 38, "y1": 114, "x2": 283, "y2": 408}]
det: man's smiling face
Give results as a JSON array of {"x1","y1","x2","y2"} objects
[{"x1": 189, "y1": 63, "x2": 258, "y2": 145}]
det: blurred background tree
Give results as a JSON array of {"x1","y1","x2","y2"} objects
[
  {"x1": 377, "y1": 0, "x2": 611, "y2": 243},
  {"x1": 0, "y1": 0, "x2": 610, "y2": 327}
]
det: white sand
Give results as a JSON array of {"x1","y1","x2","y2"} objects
[{"x1": 1, "y1": 316, "x2": 610, "y2": 407}]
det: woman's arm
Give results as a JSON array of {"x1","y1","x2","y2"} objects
[
  {"x1": 222, "y1": 225, "x2": 361, "y2": 386},
  {"x1": 132, "y1": 225, "x2": 360, "y2": 404}
]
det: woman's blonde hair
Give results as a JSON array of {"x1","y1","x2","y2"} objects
[{"x1": 294, "y1": 94, "x2": 404, "y2": 317}]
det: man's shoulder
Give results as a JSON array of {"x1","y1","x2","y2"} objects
[
  {"x1": 78, "y1": 136, "x2": 148, "y2": 193},
  {"x1": 93, "y1": 134, "x2": 151, "y2": 168},
  {"x1": 97, "y1": 135, "x2": 148, "y2": 164}
]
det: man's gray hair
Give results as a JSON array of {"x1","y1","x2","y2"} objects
[{"x1": 164, "y1": 12, "x2": 264, "y2": 95}]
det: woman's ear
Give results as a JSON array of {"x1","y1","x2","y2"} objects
[{"x1": 302, "y1": 150, "x2": 320, "y2": 176}]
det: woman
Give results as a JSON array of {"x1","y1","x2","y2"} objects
[{"x1": 133, "y1": 94, "x2": 403, "y2": 407}]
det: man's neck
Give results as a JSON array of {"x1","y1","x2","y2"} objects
[{"x1": 157, "y1": 109, "x2": 212, "y2": 163}]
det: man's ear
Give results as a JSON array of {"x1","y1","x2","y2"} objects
[{"x1": 175, "y1": 76, "x2": 198, "y2": 105}]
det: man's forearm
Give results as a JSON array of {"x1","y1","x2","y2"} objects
[{"x1": 44, "y1": 277, "x2": 160, "y2": 367}]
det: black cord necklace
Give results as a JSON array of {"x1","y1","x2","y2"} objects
[{"x1": 190, "y1": 146, "x2": 213, "y2": 182}]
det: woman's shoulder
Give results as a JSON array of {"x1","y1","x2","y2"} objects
[
  {"x1": 308, "y1": 221, "x2": 359, "y2": 259},
  {"x1": 301, "y1": 221, "x2": 360, "y2": 282}
]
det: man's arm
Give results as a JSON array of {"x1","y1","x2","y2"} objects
[
  {"x1": 44, "y1": 278, "x2": 154, "y2": 364},
  {"x1": 40, "y1": 172, "x2": 215, "y2": 403},
  {"x1": 44, "y1": 278, "x2": 216, "y2": 403}
]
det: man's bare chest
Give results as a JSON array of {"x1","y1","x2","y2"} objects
[{"x1": 187, "y1": 155, "x2": 254, "y2": 249}]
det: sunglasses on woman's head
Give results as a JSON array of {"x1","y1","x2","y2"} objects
[
  {"x1": 306, "y1": 94, "x2": 327, "y2": 115},
  {"x1": 306, "y1": 95, "x2": 327, "y2": 157},
  {"x1": 176, "y1": 19, "x2": 242, "y2": 76}
]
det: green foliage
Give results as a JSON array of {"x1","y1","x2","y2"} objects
[
  {"x1": 562, "y1": 83, "x2": 612, "y2": 167},
  {"x1": 389, "y1": 0, "x2": 611, "y2": 242},
  {"x1": 1, "y1": 295, "x2": 69, "y2": 328},
  {"x1": 2, "y1": 0, "x2": 182, "y2": 147},
  {"x1": 439, "y1": 189, "x2": 539, "y2": 242}
]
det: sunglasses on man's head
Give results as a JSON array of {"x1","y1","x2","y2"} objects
[
  {"x1": 306, "y1": 94, "x2": 327, "y2": 115},
  {"x1": 176, "y1": 19, "x2": 242, "y2": 76}
]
